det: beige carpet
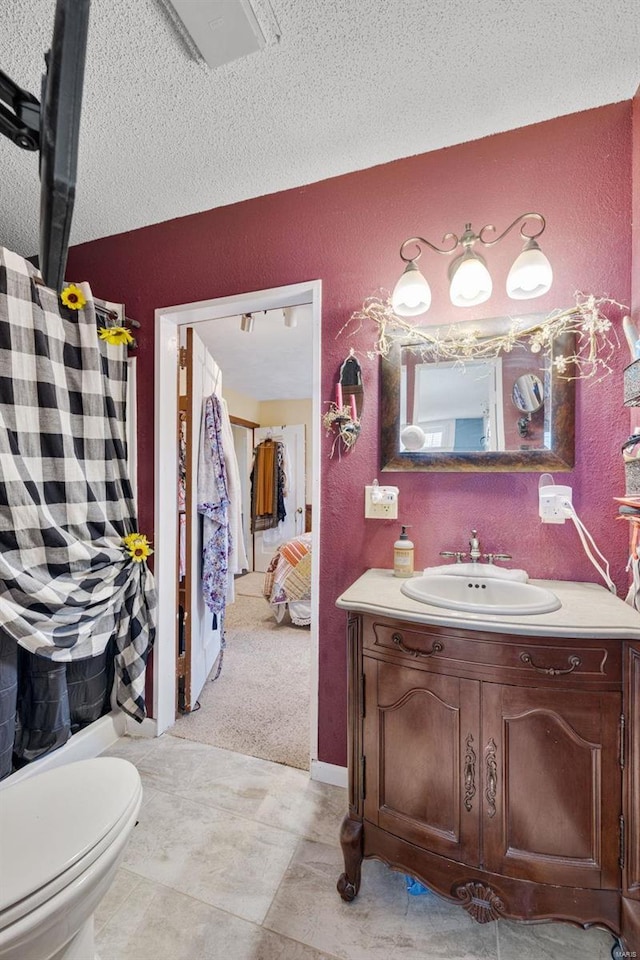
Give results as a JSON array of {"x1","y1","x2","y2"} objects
[{"x1": 169, "y1": 573, "x2": 311, "y2": 770}]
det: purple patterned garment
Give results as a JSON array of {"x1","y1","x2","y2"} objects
[{"x1": 197, "y1": 395, "x2": 232, "y2": 614}]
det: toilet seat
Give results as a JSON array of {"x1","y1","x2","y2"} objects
[{"x1": 0, "y1": 757, "x2": 142, "y2": 931}]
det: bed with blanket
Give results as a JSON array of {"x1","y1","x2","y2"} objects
[{"x1": 262, "y1": 533, "x2": 312, "y2": 626}]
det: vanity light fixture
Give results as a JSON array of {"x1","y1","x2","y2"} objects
[
  {"x1": 392, "y1": 213, "x2": 553, "y2": 316},
  {"x1": 240, "y1": 312, "x2": 255, "y2": 333}
]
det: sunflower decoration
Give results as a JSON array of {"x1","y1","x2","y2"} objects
[
  {"x1": 60, "y1": 284, "x2": 86, "y2": 311},
  {"x1": 99, "y1": 326, "x2": 135, "y2": 346},
  {"x1": 122, "y1": 532, "x2": 153, "y2": 563}
]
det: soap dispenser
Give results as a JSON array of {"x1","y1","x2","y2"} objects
[{"x1": 393, "y1": 525, "x2": 414, "y2": 578}]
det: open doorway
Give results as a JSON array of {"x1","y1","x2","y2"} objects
[
  {"x1": 153, "y1": 281, "x2": 322, "y2": 774},
  {"x1": 174, "y1": 307, "x2": 313, "y2": 769}
]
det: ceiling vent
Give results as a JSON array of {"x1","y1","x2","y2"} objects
[{"x1": 161, "y1": 0, "x2": 281, "y2": 69}]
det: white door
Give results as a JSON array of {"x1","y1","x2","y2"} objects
[
  {"x1": 183, "y1": 326, "x2": 223, "y2": 709},
  {"x1": 253, "y1": 424, "x2": 306, "y2": 573},
  {"x1": 231, "y1": 423, "x2": 253, "y2": 571}
]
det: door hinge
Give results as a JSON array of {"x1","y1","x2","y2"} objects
[
  {"x1": 360, "y1": 755, "x2": 366, "y2": 801},
  {"x1": 619, "y1": 815, "x2": 625, "y2": 869},
  {"x1": 178, "y1": 346, "x2": 187, "y2": 369},
  {"x1": 177, "y1": 675, "x2": 186, "y2": 714},
  {"x1": 360, "y1": 673, "x2": 366, "y2": 718},
  {"x1": 619, "y1": 714, "x2": 626, "y2": 769}
]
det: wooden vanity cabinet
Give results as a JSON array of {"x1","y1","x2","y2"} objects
[
  {"x1": 338, "y1": 613, "x2": 638, "y2": 954},
  {"x1": 623, "y1": 641, "x2": 640, "y2": 950}
]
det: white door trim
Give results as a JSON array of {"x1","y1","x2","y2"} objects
[{"x1": 154, "y1": 280, "x2": 322, "y2": 765}]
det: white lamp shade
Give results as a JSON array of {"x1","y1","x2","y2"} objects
[
  {"x1": 506, "y1": 242, "x2": 553, "y2": 299},
  {"x1": 449, "y1": 253, "x2": 492, "y2": 307},
  {"x1": 392, "y1": 263, "x2": 432, "y2": 316}
]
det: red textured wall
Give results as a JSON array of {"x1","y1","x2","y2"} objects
[
  {"x1": 633, "y1": 87, "x2": 640, "y2": 324},
  {"x1": 67, "y1": 102, "x2": 633, "y2": 767}
]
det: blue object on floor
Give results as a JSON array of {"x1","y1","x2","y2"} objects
[{"x1": 404, "y1": 875, "x2": 430, "y2": 895}]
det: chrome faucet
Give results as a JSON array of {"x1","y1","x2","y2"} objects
[
  {"x1": 469, "y1": 529, "x2": 481, "y2": 561},
  {"x1": 439, "y1": 550, "x2": 467, "y2": 563},
  {"x1": 440, "y1": 529, "x2": 512, "y2": 565}
]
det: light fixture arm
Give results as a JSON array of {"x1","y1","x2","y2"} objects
[
  {"x1": 399, "y1": 232, "x2": 460, "y2": 263},
  {"x1": 392, "y1": 212, "x2": 551, "y2": 316},
  {"x1": 478, "y1": 212, "x2": 546, "y2": 248}
]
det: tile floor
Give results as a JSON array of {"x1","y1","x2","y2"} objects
[{"x1": 98, "y1": 734, "x2": 617, "y2": 960}]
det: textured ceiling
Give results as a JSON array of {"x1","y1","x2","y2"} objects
[
  {"x1": 194, "y1": 304, "x2": 313, "y2": 400},
  {"x1": 1, "y1": 0, "x2": 639, "y2": 258}
]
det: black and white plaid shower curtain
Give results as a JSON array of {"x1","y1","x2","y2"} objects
[{"x1": 0, "y1": 247, "x2": 156, "y2": 721}]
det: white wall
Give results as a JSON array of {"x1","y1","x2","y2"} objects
[{"x1": 224, "y1": 387, "x2": 261, "y2": 424}]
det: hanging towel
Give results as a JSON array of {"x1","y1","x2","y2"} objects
[
  {"x1": 197, "y1": 395, "x2": 231, "y2": 614},
  {"x1": 0, "y1": 247, "x2": 156, "y2": 722}
]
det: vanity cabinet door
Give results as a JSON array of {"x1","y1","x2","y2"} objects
[
  {"x1": 482, "y1": 683, "x2": 622, "y2": 889},
  {"x1": 363, "y1": 656, "x2": 480, "y2": 865}
]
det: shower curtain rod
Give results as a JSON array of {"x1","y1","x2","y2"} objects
[
  {"x1": 30, "y1": 280, "x2": 141, "y2": 331},
  {"x1": 0, "y1": 0, "x2": 91, "y2": 292}
]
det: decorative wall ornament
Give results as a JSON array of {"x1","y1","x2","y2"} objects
[
  {"x1": 322, "y1": 403, "x2": 360, "y2": 457},
  {"x1": 323, "y1": 349, "x2": 363, "y2": 457},
  {"x1": 342, "y1": 292, "x2": 627, "y2": 383}
]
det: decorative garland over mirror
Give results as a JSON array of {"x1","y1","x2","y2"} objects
[{"x1": 343, "y1": 293, "x2": 627, "y2": 383}]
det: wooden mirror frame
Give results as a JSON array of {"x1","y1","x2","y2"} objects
[{"x1": 380, "y1": 330, "x2": 575, "y2": 472}]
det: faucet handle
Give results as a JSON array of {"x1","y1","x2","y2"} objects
[
  {"x1": 492, "y1": 553, "x2": 512, "y2": 562},
  {"x1": 440, "y1": 550, "x2": 467, "y2": 563}
]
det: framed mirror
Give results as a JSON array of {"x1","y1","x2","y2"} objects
[{"x1": 380, "y1": 314, "x2": 575, "y2": 472}]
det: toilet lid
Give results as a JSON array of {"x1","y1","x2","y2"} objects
[{"x1": 0, "y1": 757, "x2": 141, "y2": 913}]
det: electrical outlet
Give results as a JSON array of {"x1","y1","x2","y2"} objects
[
  {"x1": 539, "y1": 484, "x2": 572, "y2": 524},
  {"x1": 365, "y1": 484, "x2": 399, "y2": 519},
  {"x1": 539, "y1": 494, "x2": 566, "y2": 523}
]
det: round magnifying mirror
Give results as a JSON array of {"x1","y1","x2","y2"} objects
[{"x1": 512, "y1": 373, "x2": 544, "y2": 414}]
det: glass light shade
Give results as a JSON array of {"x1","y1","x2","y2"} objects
[
  {"x1": 392, "y1": 262, "x2": 432, "y2": 316},
  {"x1": 506, "y1": 240, "x2": 553, "y2": 300},
  {"x1": 449, "y1": 251, "x2": 492, "y2": 307}
]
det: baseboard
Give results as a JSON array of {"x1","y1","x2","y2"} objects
[
  {"x1": 0, "y1": 711, "x2": 127, "y2": 789},
  {"x1": 310, "y1": 759, "x2": 348, "y2": 788},
  {"x1": 125, "y1": 716, "x2": 158, "y2": 738}
]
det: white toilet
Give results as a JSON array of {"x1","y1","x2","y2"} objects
[{"x1": 0, "y1": 756, "x2": 142, "y2": 960}]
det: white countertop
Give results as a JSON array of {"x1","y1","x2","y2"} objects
[{"x1": 336, "y1": 569, "x2": 640, "y2": 639}]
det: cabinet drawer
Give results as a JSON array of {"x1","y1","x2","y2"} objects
[{"x1": 366, "y1": 619, "x2": 621, "y2": 685}]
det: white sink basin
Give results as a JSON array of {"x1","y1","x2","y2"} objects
[{"x1": 401, "y1": 575, "x2": 561, "y2": 615}]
